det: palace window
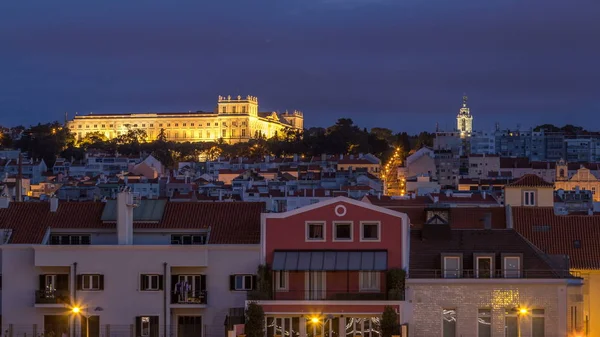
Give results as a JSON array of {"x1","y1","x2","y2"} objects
[
  {"x1": 109, "y1": 124, "x2": 114, "y2": 128},
  {"x1": 231, "y1": 130, "x2": 236, "y2": 137},
  {"x1": 242, "y1": 121, "x2": 246, "y2": 126},
  {"x1": 149, "y1": 124, "x2": 153, "y2": 127},
  {"x1": 222, "y1": 107, "x2": 226, "y2": 113},
  {"x1": 101, "y1": 124, "x2": 105, "y2": 128},
  {"x1": 86, "y1": 125, "x2": 89, "y2": 128},
  {"x1": 159, "y1": 124, "x2": 163, "y2": 127},
  {"x1": 167, "y1": 123, "x2": 171, "y2": 127},
  {"x1": 94, "y1": 125, "x2": 98, "y2": 128},
  {"x1": 175, "y1": 123, "x2": 179, "y2": 127},
  {"x1": 183, "y1": 123, "x2": 186, "y2": 127},
  {"x1": 222, "y1": 129, "x2": 226, "y2": 138},
  {"x1": 191, "y1": 123, "x2": 194, "y2": 126},
  {"x1": 242, "y1": 106, "x2": 246, "y2": 113},
  {"x1": 78, "y1": 125, "x2": 82, "y2": 128},
  {"x1": 232, "y1": 106, "x2": 237, "y2": 113},
  {"x1": 142, "y1": 124, "x2": 145, "y2": 127},
  {"x1": 241, "y1": 129, "x2": 246, "y2": 137},
  {"x1": 207, "y1": 123, "x2": 211, "y2": 126},
  {"x1": 174, "y1": 132, "x2": 178, "y2": 139}
]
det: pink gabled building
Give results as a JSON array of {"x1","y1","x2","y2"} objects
[{"x1": 253, "y1": 196, "x2": 409, "y2": 337}]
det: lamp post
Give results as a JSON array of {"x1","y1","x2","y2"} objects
[{"x1": 72, "y1": 306, "x2": 103, "y2": 337}]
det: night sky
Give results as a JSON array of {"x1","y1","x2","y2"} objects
[{"x1": 1, "y1": 0, "x2": 599, "y2": 133}]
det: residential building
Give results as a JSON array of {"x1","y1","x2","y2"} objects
[
  {"x1": 67, "y1": 95, "x2": 303, "y2": 144},
  {"x1": 249, "y1": 197, "x2": 410, "y2": 337},
  {"x1": 504, "y1": 174, "x2": 554, "y2": 207},
  {"x1": 407, "y1": 228, "x2": 583, "y2": 337},
  {"x1": 0, "y1": 194, "x2": 264, "y2": 337},
  {"x1": 405, "y1": 174, "x2": 440, "y2": 196},
  {"x1": 434, "y1": 150, "x2": 460, "y2": 188},
  {"x1": 467, "y1": 154, "x2": 500, "y2": 179},
  {"x1": 512, "y1": 207, "x2": 600, "y2": 336}
]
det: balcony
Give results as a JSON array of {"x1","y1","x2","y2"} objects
[
  {"x1": 170, "y1": 290, "x2": 208, "y2": 305},
  {"x1": 35, "y1": 289, "x2": 70, "y2": 306},
  {"x1": 409, "y1": 269, "x2": 578, "y2": 279},
  {"x1": 248, "y1": 289, "x2": 404, "y2": 301}
]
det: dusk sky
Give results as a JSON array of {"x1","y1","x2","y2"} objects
[{"x1": 1, "y1": 0, "x2": 599, "y2": 133}]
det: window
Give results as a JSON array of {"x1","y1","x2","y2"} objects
[
  {"x1": 442, "y1": 309, "x2": 456, "y2": 337},
  {"x1": 183, "y1": 123, "x2": 186, "y2": 127},
  {"x1": 140, "y1": 274, "x2": 163, "y2": 291},
  {"x1": 222, "y1": 129, "x2": 226, "y2": 137},
  {"x1": 359, "y1": 271, "x2": 380, "y2": 291},
  {"x1": 443, "y1": 256, "x2": 461, "y2": 278},
  {"x1": 333, "y1": 222, "x2": 352, "y2": 241},
  {"x1": 49, "y1": 234, "x2": 91, "y2": 245},
  {"x1": 306, "y1": 222, "x2": 325, "y2": 241},
  {"x1": 78, "y1": 274, "x2": 103, "y2": 291},
  {"x1": 232, "y1": 106, "x2": 237, "y2": 113},
  {"x1": 524, "y1": 191, "x2": 536, "y2": 206},
  {"x1": 175, "y1": 123, "x2": 179, "y2": 127},
  {"x1": 503, "y1": 256, "x2": 521, "y2": 278},
  {"x1": 141, "y1": 317, "x2": 150, "y2": 336},
  {"x1": 150, "y1": 124, "x2": 153, "y2": 127},
  {"x1": 476, "y1": 256, "x2": 492, "y2": 278},
  {"x1": 477, "y1": 309, "x2": 491, "y2": 337},
  {"x1": 360, "y1": 222, "x2": 380, "y2": 241},
  {"x1": 222, "y1": 107, "x2": 226, "y2": 113},
  {"x1": 275, "y1": 271, "x2": 288, "y2": 291},
  {"x1": 504, "y1": 309, "x2": 518, "y2": 337},
  {"x1": 171, "y1": 234, "x2": 207, "y2": 245},
  {"x1": 532, "y1": 309, "x2": 545, "y2": 337},
  {"x1": 242, "y1": 106, "x2": 246, "y2": 113},
  {"x1": 230, "y1": 274, "x2": 254, "y2": 291}
]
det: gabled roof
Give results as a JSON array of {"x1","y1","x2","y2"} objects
[
  {"x1": 264, "y1": 196, "x2": 409, "y2": 220},
  {"x1": 505, "y1": 174, "x2": 553, "y2": 188},
  {"x1": 512, "y1": 207, "x2": 600, "y2": 270}
]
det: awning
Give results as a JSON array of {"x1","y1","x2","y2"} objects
[{"x1": 271, "y1": 251, "x2": 387, "y2": 271}]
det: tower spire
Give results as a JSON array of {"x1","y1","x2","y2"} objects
[{"x1": 462, "y1": 93, "x2": 468, "y2": 108}]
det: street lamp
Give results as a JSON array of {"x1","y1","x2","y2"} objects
[
  {"x1": 72, "y1": 306, "x2": 103, "y2": 337},
  {"x1": 514, "y1": 307, "x2": 528, "y2": 337}
]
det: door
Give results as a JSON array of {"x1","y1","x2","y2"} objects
[
  {"x1": 177, "y1": 316, "x2": 202, "y2": 337},
  {"x1": 80, "y1": 316, "x2": 100, "y2": 337},
  {"x1": 305, "y1": 272, "x2": 326, "y2": 300},
  {"x1": 174, "y1": 275, "x2": 206, "y2": 303},
  {"x1": 44, "y1": 315, "x2": 69, "y2": 337}
]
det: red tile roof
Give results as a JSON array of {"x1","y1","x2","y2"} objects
[
  {"x1": 0, "y1": 200, "x2": 264, "y2": 245},
  {"x1": 505, "y1": 174, "x2": 553, "y2": 188},
  {"x1": 512, "y1": 207, "x2": 600, "y2": 270}
]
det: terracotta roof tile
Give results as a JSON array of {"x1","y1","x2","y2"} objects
[
  {"x1": 512, "y1": 207, "x2": 600, "y2": 270},
  {"x1": 505, "y1": 174, "x2": 553, "y2": 188}
]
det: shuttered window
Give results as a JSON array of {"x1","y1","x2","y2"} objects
[{"x1": 140, "y1": 274, "x2": 163, "y2": 291}]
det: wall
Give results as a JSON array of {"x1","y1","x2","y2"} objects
[
  {"x1": 577, "y1": 270, "x2": 600, "y2": 336},
  {"x1": 1, "y1": 245, "x2": 260, "y2": 337},
  {"x1": 504, "y1": 187, "x2": 554, "y2": 207},
  {"x1": 264, "y1": 201, "x2": 407, "y2": 270},
  {"x1": 407, "y1": 280, "x2": 573, "y2": 337}
]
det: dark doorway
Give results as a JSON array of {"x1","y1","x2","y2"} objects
[
  {"x1": 44, "y1": 315, "x2": 69, "y2": 337},
  {"x1": 178, "y1": 316, "x2": 202, "y2": 337},
  {"x1": 80, "y1": 316, "x2": 100, "y2": 337}
]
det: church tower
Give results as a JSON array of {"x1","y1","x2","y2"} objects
[{"x1": 456, "y1": 95, "x2": 473, "y2": 137}]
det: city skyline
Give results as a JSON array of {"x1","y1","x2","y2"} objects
[{"x1": 1, "y1": 0, "x2": 599, "y2": 133}]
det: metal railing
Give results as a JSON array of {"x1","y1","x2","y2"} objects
[
  {"x1": 248, "y1": 289, "x2": 404, "y2": 301},
  {"x1": 408, "y1": 269, "x2": 578, "y2": 279},
  {"x1": 34, "y1": 289, "x2": 71, "y2": 304},
  {"x1": 170, "y1": 290, "x2": 207, "y2": 305}
]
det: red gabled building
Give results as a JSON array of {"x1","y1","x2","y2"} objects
[{"x1": 252, "y1": 196, "x2": 409, "y2": 337}]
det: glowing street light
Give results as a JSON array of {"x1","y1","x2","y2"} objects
[
  {"x1": 310, "y1": 317, "x2": 320, "y2": 324},
  {"x1": 72, "y1": 307, "x2": 80, "y2": 314}
]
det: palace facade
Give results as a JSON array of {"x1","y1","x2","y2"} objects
[{"x1": 67, "y1": 95, "x2": 304, "y2": 144}]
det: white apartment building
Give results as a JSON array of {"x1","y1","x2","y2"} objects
[{"x1": 0, "y1": 194, "x2": 264, "y2": 337}]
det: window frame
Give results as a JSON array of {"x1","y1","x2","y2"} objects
[
  {"x1": 477, "y1": 308, "x2": 492, "y2": 337},
  {"x1": 141, "y1": 316, "x2": 150, "y2": 337},
  {"x1": 502, "y1": 254, "x2": 522, "y2": 278},
  {"x1": 332, "y1": 221, "x2": 353, "y2": 242},
  {"x1": 359, "y1": 221, "x2": 381, "y2": 242},
  {"x1": 523, "y1": 190, "x2": 536, "y2": 206},
  {"x1": 474, "y1": 254, "x2": 495, "y2": 278},
  {"x1": 305, "y1": 221, "x2": 326, "y2": 242},
  {"x1": 359, "y1": 271, "x2": 380, "y2": 292},
  {"x1": 140, "y1": 274, "x2": 161, "y2": 291},
  {"x1": 531, "y1": 309, "x2": 545, "y2": 337},
  {"x1": 234, "y1": 274, "x2": 254, "y2": 291},
  {"x1": 275, "y1": 271, "x2": 288, "y2": 292},
  {"x1": 442, "y1": 254, "x2": 463, "y2": 279},
  {"x1": 442, "y1": 309, "x2": 457, "y2": 337},
  {"x1": 81, "y1": 274, "x2": 101, "y2": 291}
]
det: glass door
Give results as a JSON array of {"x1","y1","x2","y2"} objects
[{"x1": 306, "y1": 272, "x2": 326, "y2": 300}]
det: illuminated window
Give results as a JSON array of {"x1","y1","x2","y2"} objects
[
  {"x1": 174, "y1": 132, "x2": 178, "y2": 139},
  {"x1": 141, "y1": 317, "x2": 150, "y2": 336}
]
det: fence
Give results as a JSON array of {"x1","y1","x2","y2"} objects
[{"x1": 4, "y1": 324, "x2": 223, "y2": 337}]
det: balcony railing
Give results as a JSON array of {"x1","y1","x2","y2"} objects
[
  {"x1": 247, "y1": 289, "x2": 404, "y2": 301},
  {"x1": 35, "y1": 289, "x2": 70, "y2": 304},
  {"x1": 408, "y1": 269, "x2": 579, "y2": 279},
  {"x1": 170, "y1": 290, "x2": 207, "y2": 304}
]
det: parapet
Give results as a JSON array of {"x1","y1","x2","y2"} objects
[
  {"x1": 218, "y1": 95, "x2": 258, "y2": 103},
  {"x1": 282, "y1": 110, "x2": 303, "y2": 117}
]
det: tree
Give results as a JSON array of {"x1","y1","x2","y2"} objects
[
  {"x1": 380, "y1": 306, "x2": 400, "y2": 337},
  {"x1": 245, "y1": 302, "x2": 265, "y2": 337}
]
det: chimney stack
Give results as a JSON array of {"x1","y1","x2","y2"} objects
[
  {"x1": 117, "y1": 190, "x2": 135, "y2": 245},
  {"x1": 50, "y1": 196, "x2": 59, "y2": 212}
]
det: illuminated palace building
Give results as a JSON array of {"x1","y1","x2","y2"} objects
[{"x1": 67, "y1": 95, "x2": 304, "y2": 143}]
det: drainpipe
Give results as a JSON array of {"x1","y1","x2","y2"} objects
[
  {"x1": 164, "y1": 262, "x2": 168, "y2": 337},
  {"x1": 73, "y1": 262, "x2": 78, "y2": 337}
]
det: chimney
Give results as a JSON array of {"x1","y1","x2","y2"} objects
[
  {"x1": 0, "y1": 195, "x2": 10, "y2": 209},
  {"x1": 482, "y1": 191, "x2": 487, "y2": 200},
  {"x1": 50, "y1": 196, "x2": 59, "y2": 212},
  {"x1": 117, "y1": 190, "x2": 135, "y2": 245},
  {"x1": 483, "y1": 213, "x2": 492, "y2": 229}
]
